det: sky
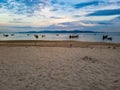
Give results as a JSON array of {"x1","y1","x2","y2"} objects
[{"x1": 0, "y1": 0, "x2": 120, "y2": 32}]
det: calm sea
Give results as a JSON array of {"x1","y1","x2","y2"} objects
[{"x1": 0, "y1": 32, "x2": 120, "y2": 43}]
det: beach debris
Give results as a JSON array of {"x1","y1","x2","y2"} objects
[
  {"x1": 56, "y1": 34, "x2": 59, "y2": 36},
  {"x1": 69, "y1": 35, "x2": 79, "y2": 39},
  {"x1": 108, "y1": 46, "x2": 111, "y2": 48},
  {"x1": 113, "y1": 80, "x2": 119, "y2": 83},
  {"x1": 113, "y1": 46, "x2": 116, "y2": 49},
  {"x1": 34, "y1": 35, "x2": 39, "y2": 39},
  {"x1": 102, "y1": 35, "x2": 112, "y2": 41},
  {"x1": 70, "y1": 44, "x2": 72, "y2": 48},
  {"x1": 82, "y1": 56, "x2": 97, "y2": 63}
]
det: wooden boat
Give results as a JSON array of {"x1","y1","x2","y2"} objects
[{"x1": 69, "y1": 35, "x2": 79, "y2": 39}]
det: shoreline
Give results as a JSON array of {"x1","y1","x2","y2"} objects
[{"x1": 0, "y1": 40, "x2": 120, "y2": 47}]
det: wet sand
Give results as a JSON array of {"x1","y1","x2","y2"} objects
[
  {"x1": 0, "y1": 41, "x2": 120, "y2": 90},
  {"x1": 0, "y1": 40, "x2": 120, "y2": 47}
]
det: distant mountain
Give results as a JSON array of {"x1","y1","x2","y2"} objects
[{"x1": 19, "y1": 30, "x2": 101, "y2": 33}]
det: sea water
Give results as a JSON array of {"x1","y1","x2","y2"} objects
[{"x1": 0, "y1": 32, "x2": 120, "y2": 43}]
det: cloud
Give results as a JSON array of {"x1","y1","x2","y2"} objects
[
  {"x1": 8, "y1": 18, "x2": 31, "y2": 24},
  {"x1": 37, "y1": 21, "x2": 97, "y2": 31},
  {"x1": 50, "y1": 8, "x2": 59, "y2": 11},
  {"x1": 0, "y1": 0, "x2": 48, "y2": 15},
  {"x1": 50, "y1": 0, "x2": 58, "y2": 4},
  {"x1": 73, "y1": 15, "x2": 81, "y2": 17},
  {"x1": 73, "y1": 1, "x2": 100, "y2": 9},
  {"x1": 87, "y1": 9, "x2": 120, "y2": 16},
  {"x1": 12, "y1": 26, "x2": 33, "y2": 29},
  {"x1": 60, "y1": 21, "x2": 97, "y2": 27},
  {"x1": 50, "y1": 16, "x2": 62, "y2": 19}
]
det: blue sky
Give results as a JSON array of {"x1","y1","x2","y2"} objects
[{"x1": 0, "y1": 0, "x2": 120, "y2": 32}]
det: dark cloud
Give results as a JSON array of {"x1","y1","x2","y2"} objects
[
  {"x1": 9, "y1": 18, "x2": 23, "y2": 23},
  {"x1": 50, "y1": 16, "x2": 62, "y2": 19},
  {"x1": 73, "y1": 1, "x2": 100, "y2": 9},
  {"x1": 82, "y1": 16, "x2": 120, "y2": 25},
  {"x1": 73, "y1": 15, "x2": 81, "y2": 17},
  {"x1": 97, "y1": 22, "x2": 111, "y2": 25},
  {"x1": 39, "y1": 21, "x2": 96, "y2": 30},
  {"x1": 12, "y1": 26, "x2": 33, "y2": 29},
  {"x1": 87, "y1": 9, "x2": 120, "y2": 16},
  {"x1": 50, "y1": 0, "x2": 58, "y2": 4},
  {"x1": 111, "y1": 16, "x2": 120, "y2": 21},
  {"x1": 9, "y1": 18, "x2": 31, "y2": 24},
  {"x1": 50, "y1": 0, "x2": 65, "y2": 5},
  {"x1": 0, "y1": 0, "x2": 7, "y2": 3},
  {"x1": 97, "y1": 17, "x2": 120, "y2": 25},
  {"x1": 50, "y1": 8, "x2": 58, "y2": 11}
]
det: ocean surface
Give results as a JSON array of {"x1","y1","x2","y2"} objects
[{"x1": 0, "y1": 32, "x2": 120, "y2": 43}]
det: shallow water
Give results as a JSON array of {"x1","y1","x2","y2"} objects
[{"x1": 0, "y1": 32, "x2": 120, "y2": 43}]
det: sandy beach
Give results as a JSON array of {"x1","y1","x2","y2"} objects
[{"x1": 0, "y1": 41, "x2": 120, "y2": 90}]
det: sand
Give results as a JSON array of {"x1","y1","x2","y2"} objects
[{"x1": 0, "y1": 41, "x2": 120, "y2": 90}]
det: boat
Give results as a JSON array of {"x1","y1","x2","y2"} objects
[{"x1": 69, "y1": 34, "x2": 79, "y2": 39}]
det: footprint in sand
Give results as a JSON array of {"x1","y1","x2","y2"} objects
[
  {"x1": 113, "y1": 80, "x2": 119, "y2": 83},
  {"x1": 82, "y1": 56, "x2": 98, "y2": 63}
]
